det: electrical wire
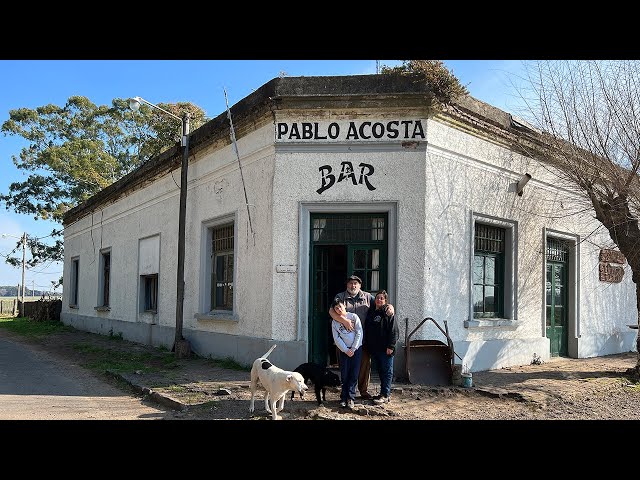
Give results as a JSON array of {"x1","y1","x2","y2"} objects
[{"x1": 224, "y1": 87, "x2": 255, "y2": 245}]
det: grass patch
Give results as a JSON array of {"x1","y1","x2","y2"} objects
[
  {"x1": 0, "y1": 317, "x2": 73, "y2": 337},
  {"x1": 71, "y1": 342, "x2": 178, "y2": 374},
  {"x1": 617, "y1": 376, "x2": 640, "y2": 391},
  {"x1": 206, "y1": 356, "x2": 250, "y2": 371},
  {"x1": 108, "y1": 328, "x2": 123, "y2": 341},
  {"x1": 86, "y1": 354, "x2": 155, "y2": 373},
  {"x1": 166, "y1": 385, "x2": 188, "y2": 393},
  {"x1": 157, "y1": 385, "x2": 210, "y2": 404},
  {"x1": 198, "y1": 400, "x2": 220, "y2": 409},
  {"x1": 72, "y1": 343, "x2": 105, "y2": 354}
]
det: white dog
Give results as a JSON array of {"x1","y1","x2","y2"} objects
[{"x1": 249, "y1": 345, "x2": 308, "y2": 420}]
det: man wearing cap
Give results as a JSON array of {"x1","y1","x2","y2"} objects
[{"x1": 329, "y1": 274, "x2": 395, "y2": 400}]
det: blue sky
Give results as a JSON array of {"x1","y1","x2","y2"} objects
[{"x1": 0, "y1": 59, "x2": 525, "y2": 292}]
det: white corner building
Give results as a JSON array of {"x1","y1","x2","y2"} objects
[{"x1": 61, "y1": 74, "x2": 638, "y2": 374}]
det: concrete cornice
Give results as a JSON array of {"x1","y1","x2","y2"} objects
[{"x1": 63, "y1": 74, "x2": 533, "y2": 226}]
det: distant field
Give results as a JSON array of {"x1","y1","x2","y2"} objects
[{"x1": 0, "y1": 296, "x2": 49, "y2": 302}]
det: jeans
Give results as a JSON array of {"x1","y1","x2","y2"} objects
[
  {"x1": 339, "y1": 346, "x2": 363, "y2": 402},
  {"x1": 371, "y1": 350, "x2": 394, "y2": 397}
]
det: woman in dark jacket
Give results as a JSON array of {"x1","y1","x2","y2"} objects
[{"x1": 364, "y1": 290, "x2": 399, "y2": 404}]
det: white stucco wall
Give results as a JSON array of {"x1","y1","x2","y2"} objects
[
  {"x1": 62, "y1": 120, "x2": 282, "y2": 361},
  {"x1": 271, "y1": 112, "x2": 638, "y2": 371},
  {"x1": 186, "y1": 125, "x2": 276, "y2": 339},
  {"x1": 272, "y1": 144, "x2": 428, "y2": 346},
  {"x1": 420, "y1": 118, "x2": 637, "y2": 370},
  {"x1": 62, "y1": 102, "x2": 638, "y2": 373}
]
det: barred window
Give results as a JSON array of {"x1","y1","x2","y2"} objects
[
  {"x1": 211, "y1": 223, "x2": 234, "y2": 310},
  {"x1": 547, "y1": 238, "x2": 569, "y2": 263},
  {"x1": 473, "y1": 224, "x2": 505, "y2": 318},
  {"x1": 311, "y1": 215, "x2": 385, "y2": 242}
]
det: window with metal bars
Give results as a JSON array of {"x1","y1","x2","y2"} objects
[
  {"x1": 547, "y1": 238, "x2": 569, "y2": 263},
  {"x1": 473, "y1": 224, "x2": 505, "y2": 318},
  {"x1": 211, "y1": 223, "x2": 234, "y2": 310},
  {"x1": 474, "y1": 223, "x2": 505, "y2": 253},
  {"x1": 311, "y1": 215, "x2": 385, "y2": 243}
]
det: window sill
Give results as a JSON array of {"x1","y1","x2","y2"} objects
[
  {"x1": 195, "y1": 311, "x2": 239, "y2": 323},
  {"x1": 94, "y1": 306, "x2": 111, "y2": 312},
  {"x1": 464, "y1": 318, "x2": 516, "y2": 330}
]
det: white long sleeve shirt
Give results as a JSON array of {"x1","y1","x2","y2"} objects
[{"x1": 332, "y1": 311, "x2": 363, "y2": 354}]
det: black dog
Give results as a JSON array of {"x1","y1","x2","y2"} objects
[{"x1": 290, "y1": 362, "x2": 341, "y2": 405}]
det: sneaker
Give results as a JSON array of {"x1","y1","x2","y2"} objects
[
  {"x1": 373, "y1": 395, "x2": 390, "y2": 405},
  {"x1": 340, "y1": 401, "x2": 347, "y2": 408},
  {"x1": 347, "y1": 399, "x2": 355, "y2": 409},
  {"x1": 360, "y1": 392, "x2": 373, "y2": 400}
]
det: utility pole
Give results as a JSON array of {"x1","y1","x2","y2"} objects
[
  {"x1": 128, "y1": 96, "x2": 191, "y2": 358},
  {"x1": 3, "y1": 232, "x2": 27, "y2": 317},
  {"x1": 20, "y1": 232, "x2": 26, "y2": 317}
]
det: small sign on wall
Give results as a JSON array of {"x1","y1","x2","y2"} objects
[
  {"x1": 276, "y1": 264, "x2": 297, "y2": 273},
  {"x1": 599, "y1": 248, "x2": 625, "y2": 283}
]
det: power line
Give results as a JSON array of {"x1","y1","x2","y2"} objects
[
  {"x1": 224, "y1": 87, "x2": 255, "y2": 245},
  {"x1": 28, "y1": 268, "x2": 62, "y2": 275}
]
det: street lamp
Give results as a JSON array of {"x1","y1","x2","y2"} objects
[
  {"x1": 1, "y1": 232, "x2": 27, "y2": 317},
  {"x1": 129, "y1": 96, "x2": 191, "y2": 358}
]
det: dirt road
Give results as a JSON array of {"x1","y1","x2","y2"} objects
[
  {"x1": 0, "y1": 335, "x2": 177, "y2": 420},
  {"x1": 2, "y1": 323, "x2": 639, "y2": 421}
]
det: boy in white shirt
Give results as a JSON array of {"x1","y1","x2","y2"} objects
[{"x1": 331, "y1": 298, "x2": 363, "y2": 409}]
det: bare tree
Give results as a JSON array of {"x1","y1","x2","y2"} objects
[{"x1": 514, "y1": 60, "x2": 640, "y2": 375}]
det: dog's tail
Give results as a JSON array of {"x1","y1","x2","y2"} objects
[{"x1": 261, "y1": 344, "x2": 277, "y2": 359}]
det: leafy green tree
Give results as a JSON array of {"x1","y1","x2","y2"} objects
[{"x1": 1, "y1": 95, "x2": 206, "y2": 267}]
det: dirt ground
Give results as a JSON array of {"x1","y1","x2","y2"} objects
[
  {"x1": 126, "y1": 346, "x2": 640, "y2": 421},
  {"x1": 162, "y1": 352, "x2": 640, "y2": 420},
  {"x1": 4, "y1": 324, "x2": 640, "y2": 421}
]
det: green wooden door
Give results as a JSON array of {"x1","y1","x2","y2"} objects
[
  {"x1": 546, "y1": 238, "x2": 569, "y2": 357},
  {"x1": 310, "y1": 245, "x2": 331, "y2": 365},
  {"x1": 309, "y1": 213, "x2": 388, "y2": 366},
  {"x1": 546, "y1": 262, "x2": 568, "y2": 357}
]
